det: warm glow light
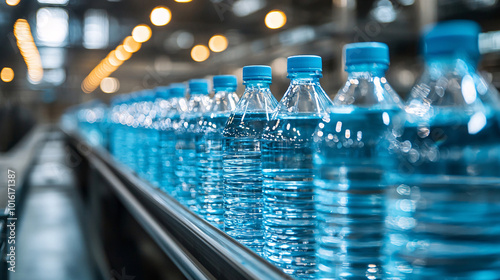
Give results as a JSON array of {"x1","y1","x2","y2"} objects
[
  {"x1": 175, "y1": 0, "x2": 192, "y2": 2},
  {"x1": 132, "y1": 24, "x2": 152, "y2": 43},
  {"x1": 208, "y1": 35, "x2": 228, "y2": 52},
  {"x1": 115, "y1": 45, "x2": 132, "y2": 61},
  {"x1": 82, "y1": 25, "x2": 148, "y2": 93},
  {"x1": 1, "y1": 67, "x2": 14, "y2": 82},
  {"x1": 13, "y1": 19, "x2": 43, "y2": 83},
  {"x1": 107, "y1": 51, "x2": 122, "y2": 66},
  {"x1": 123, "y1": 36, "x2": 141, "y2": 53},
  {"x1": 265, "y1": 10, "x2": 287, "y2": 29},
  {"x1": 100, "y1": 77, "x2": 119, "y2": 93},
  {"x1": 191, "y1": 45, "x2": 210, "y2": 62},
  {"x1": 150, "y1": 6, "x2": 172, "y2": 27},
  {"x1": 6, "y1": 0, "x2": 20, "y2": 6}
]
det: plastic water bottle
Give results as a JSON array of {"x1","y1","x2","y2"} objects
[
  {"x1": 124, "y1": 92, "x2": 139, "y2": 171},
  {"x1": 158, "y1": 84, "x2": 187, "y2": 195},
  {"x1": 197, "y1": 75, "x2": 239, "y2": 228},
  {"x1": 261, "y1": 55, "x2": 334, "y2": 279},
  {"x1": 144, "y1": 87, "x2": 168, "y2": 187},
  {"x1": 223, "y1": 66, "x2": 278, "y2": 254},
  {"x1": 175, "y1": 79, "x2": 211, "y2": 212},
  {"x1": 136, "y1": 90, "x2": 155, "y2": 179},
  {"x1": 385, "y1": 20, "x2": 500, "y2": 279},
  {"x1": 111, "y1": 95, "x2": 130, "y2": 164},
  {"x1": 78, "y1": 100, "x2": 108, "y2": 147},
  {"x1": 109, "y1": 95, "x2": 125, "y2": 157},
  {"x1": 313, "y1": 43, "x2": 404, "y2": 280}
]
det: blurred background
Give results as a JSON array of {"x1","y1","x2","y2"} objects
[
  {"x1": 2, "y1": 1, "x2": 500, "y2": 280},
  {"x1": 1, "y1": 0, "x2": 500, "y2": 138}
]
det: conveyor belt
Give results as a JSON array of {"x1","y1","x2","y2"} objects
[{"x1": 64, "y1": 128, "x2": 292, "y2": 280}]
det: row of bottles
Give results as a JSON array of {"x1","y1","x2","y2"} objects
[{"x1": 68, "y1": 20, "x2": 500, "y2": 280}]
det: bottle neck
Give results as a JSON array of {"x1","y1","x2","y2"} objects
[
  {"x1": 243, "y1": 80, "x2": 271, "y2": 89},
  {"x1": 424, "y1": 55, "x2": 478, "y2": 72},
  {"x1": 214, "y1": 86, "x2": 236, "y2": 93},
  {"x1": 189, "y1": 93, "x2": 208, "y2": 99},
  {"x1": 345, "y1": 63, "x2": 387, "y2": 78},
  {"x1": 287, "y1": 71, "x2": 321, "y2": 84}
]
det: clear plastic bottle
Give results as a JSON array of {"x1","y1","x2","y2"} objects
[
  {"x1": 113, "y1": 94, "x2": 130, "y2": 164},
  {"x1": 109, "y1": 96, "x2": 120, "y2": 155},
  {"x1": 136, "y1": 90, "x2": 155, "y2": 179},
  {"x1": 175, "y1": 79, "x2": 211, "y2": 212},
  {"x1": 223, "y1": 66, "x2": 278, "y2": 254},
  {"x1": 124, "y1": 92, "x2": 139, "y2": 171},
  {"x1": 158, "y1": 84, "x2": 188, "y2": 195},
  {"x1": 110, "y1": 95, "x2": 128, "y2": 164},
  {"x1": 261, "y1": 55, "x2": 334, "y2": 279},
  {"x1": 385, "y1": 20, "x2": 500, "y2": 280},
  {"x1": 78, "y1": 100, "x2": 109, "y2": 148},
  {"x1": 197, "y1": 75, "x2": 239, "y2": 228},
  {"x1": 144, "y1": 87, "x2": 168, "y2": 187},
  {"x1": 313, "y1": 43, "x2": 404, "y2": 280}
]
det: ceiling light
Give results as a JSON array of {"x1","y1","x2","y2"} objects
[
  {"x1": 115, "y1": 45, "x2": 132, "y2": 61},
  {"x1": 1, "y1": 67, "x2": 14, "y2": 82},
  {"x1": 6, "y1": 0, "x2": 21, "y2": 6},
  {"x1": 191, "y1": 45, "x2": 210, "y2": 62},
  {"x1": 123, "y1": 36, "x2": 141, "y2": 53},
  {"x1": 265, "y1": 10, "x2": 286, "y2": 29},
  {"x1": 100, "y1": 77, "x2": 119, "y2": 93},
  {"x1": 132, "y1": 24, "x2": 152, "y2": 43},
  {"x1": 208, "y1": 35, "x2": 228, "y2": 52},
  {"x1": 150, "y1": 6, "x2": 172, "y2": 26}
]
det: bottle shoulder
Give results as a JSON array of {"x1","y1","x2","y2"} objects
[
  {"x1": 273, "y1": 82, "x2": 333, "y2": 118},
  {"x1": 334, "y1": 76, "x2": 404, "y2": 109},
  {"x1": 233, "y1": 87, "x2": 278, "y2": 114},
  {"x1": 406, "y1": 64, "x2": 500, "y2": 121}
]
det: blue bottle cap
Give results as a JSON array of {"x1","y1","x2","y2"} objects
[
  {"x1": 155, "y1": 86, "x2": 170, "y2": 99},
  {"x1": 188, "y1": 79, "x2": 209, "y2": 95},
  {"x1": 213, "y1": 75, "x2": 237, "y2": 89},
  {"x1": 344, "y1": 42, "x2": 390, "y2": 66},
  {"x1": 287, "y1": 55, "x2": 322, "y2": 73},
  {"x1": 169, "y1": 83, "x2": 186, "y2": 97},
  {"x1": 423, "y1": 20, "x2": 480, "y2": 59},
  {"x1": 242, "y1": 65, "x2": 272, "y2": 82}
]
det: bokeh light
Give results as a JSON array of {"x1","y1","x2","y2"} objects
[
  {"x1": 150, "y1": 6, "x2": 172, "y2": 27},
  {"x1": 1, "y1": 67, "x2": 14, "y2": 82},
  {"x1": 100, "y1": 77, "x2": 119, "y2": 93},
  {"x1": 265, "y1": 10, "x2": 287, "y2": 29},
  {"x1": 191, "y1": 45, "x2": 210, "y2": 62},
  {"x1": 208, "y1": 35, "x2": 228, "y2": 52},
  {"x1": 132, "y1": 24, "x2": 152, "y2": 43}
]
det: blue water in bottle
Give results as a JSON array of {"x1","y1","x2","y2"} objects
[
  {"x1": 124, "y1": 93, "x2": 139, "y2": 171},
  {"x1": 136, "y1": 90, "x2": 155, "y2": 179},
  {"x1": 109, "y1": 95, "x2": 124, "y2": 157},
  {"x1": 197, "y1": 75, "x2": 239, "y2": 228},
  {"x1": 158, "y1": 84, "x2": 187, "y2": 195},
  {"x1": 261, "y1": 56, "x2": 334, "y2": 279},
  {"x1": 384, "y1": 20, "x2": 500, "y2": 280},
  {"x1": 78, "y1": 100, "x2": 108, "y2": 148},
  {"x1": 175, "y1": 79, "x2": 211, "y2": 212},
  {"x1": 144, "y1": 87, "x2": 168, "y2": 187},
  {"x1": 112, "y1": 95, "x2": 131, "y2": 164},
  {"x1": 223, "y1": 66, "x2": 278, "y2": 254},
  {"x1": 313, "y1": 43, "x2": 404, "y2": 280}
]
